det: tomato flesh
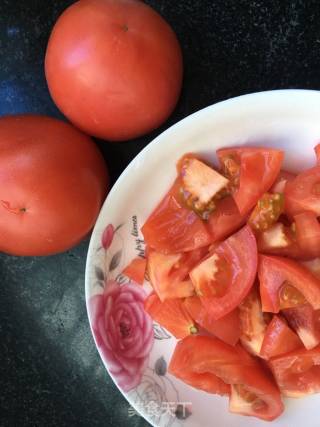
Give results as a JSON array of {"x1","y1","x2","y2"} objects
[
  {"x1": 248, "y1": 192, "x2": 284, "y2": 232},
  {"x1": 184, "y1": 296, "x2": 240, "y2": 345},
  {"x1": 142, "y1": 179, "x2": 212, "y2": 254},
  {"x1": 122, "y1": 257, "x2": 146, "y2": 285},
  {"x1": 283, "y1": 304, "x2": 320, "y2": 350},
  {"x1": 294, "y1": 211, "x2": 320, "y2": 258},
  {"x1": 190, "y1": 225, "x2": 257, "y2": 320},
  {"x1": 258, "y1": 255, "x2": 320, "y2": 312},
  {"x1": 144, "y1": 293, "x2": 197, "y2": 339},
  {"x1": 260, "y1": 315, "x2": 302, "y2": 359},
  {"x1": 217, "y1": 147, "x2": 284, "y2": 214},
  {"x1": 271, "y1": 170, "x2": 296, "y2": 194}
]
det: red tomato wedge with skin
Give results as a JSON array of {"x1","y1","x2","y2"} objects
[
  {"x1": 207, "y1": 196, "x2": 247, "y2": 242},
  {"x1": 260, "y1": 315, "x2": 302, "y2": 360},
  {"x1": 144, "y1": 293, "x2": 197, "y2": 339},
  {"x1": 294, "y1": 211, "x2": 320, "y2": 258},
  {"x1": 122, "y1": 257, "x2": 146, "y2": 285},
  {"x1": 142, "y1": 178, "x2": 211, "y2": 254},
  {"x1": 239, "y1": 286, "x2": 269, "y2": 356},
  {"x1": 169, "y1": 335, "x2": 284, "y2": 421},
  {"x1": 283, "y1": 304, "x2": 320, "y2": 350},
  {"x1": 285, "y1": 165, "x2": 320, "y2": 217},
  {"x1": 269, "y1": 345, "x2": 320, "y2": 397},
  {"x1": 258, "y1": 255, "x2": 320, "y2": 313},
  {"x1": 184, "y1": 296, "x2": 240, "y2": 345},
  {"x1": 315, "y1": 143, "x2": 320, "y2": 164},
  {"x1": 190, "y1": 225, "x2": 258, "y2": 320},
  {"x1": 147, "y1": 247, "x2": 208, "y2": 301},
  {"x1": 271, "y1": 170, "x2": 295, "y2": 194},
  {"x1": 217, "y1": 147, "x2": 284, "y2": 215}
]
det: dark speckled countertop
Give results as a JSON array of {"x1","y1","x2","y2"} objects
[{"x1": 1, "y1": 1, "x2": 320, "y2": 426}]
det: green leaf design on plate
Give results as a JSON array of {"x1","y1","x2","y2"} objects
[{"x1": 109, "y1": 250, "x2": 122, "y2": 271}]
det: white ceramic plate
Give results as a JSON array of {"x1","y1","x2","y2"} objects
[{"x1": 85, "y1": 89, "x2": 320, "y2": 427}]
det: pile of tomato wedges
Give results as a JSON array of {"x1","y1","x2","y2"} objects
[{"x1": 124, "y1": 144, "x2": 320, "y2": 421}]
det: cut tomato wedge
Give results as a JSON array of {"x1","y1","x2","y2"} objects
[
  {"x1": 283, "y1": 304, "x2": 320, "y2": 350},
  {"x1": 294, "y1": 211, "x2": 320, "y2": 259},
  {"x1": 315, "y1": 143, "x2": 320, "y2": 165},
  {"x1": 217, "y1": 147, "x2": 284, "y2": 214},
  {"x1": 147, "y1": 247, "x2": 207, "y2": 301},
  {"x1": 239, "y1": 286, "x2": 269, "y2": 356},
  {"x1": 184, "y1": 296, "x2": 240, "y2": 345},
  {"x1": 269, "y1": 345, "x2": 320, "y2": 397},
  {"x1": 169, "y1": 335, "x2": 284, "y2": 421},
  {"x1": 122, "y1": 257, "x2": 146, "y2": 285},
  {"x1": 248, "y1": 193, "x2": 284, "y2": 232},
  {"x1": 259, "y1": 255, "x2": 320, "y2": 312},
  {"x1": 141, "y1": 178, "x2": 212, "y2": 254},
  {"x1": 302, "y1": 258, "x2": 320, "y2": 279},
  {"x1": 144, "y1": 292, "x2": 197, "y2": 339},
  {"x1": 260, "y1": 315, "x2": 302, "y2": 359},
  {"x1": 285, "y1": 165, "x2": 320, "y2": 217},
  {"x1": 207, "y1": 195, "x2": 247, "y2": 242},
  {"x1": 271, "y1": 170, "x2": 296, "y2": 194},
  {"x1": 190, "y1": 225, "x2": 257, "y2": 320}
]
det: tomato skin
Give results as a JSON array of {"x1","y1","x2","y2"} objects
[
  {"x1": 144, "y1": 292, "x2": 197, "y2": 339},
  {"x1": 122, "y1": 257, "x2": 146, "y2": 285},
  {"x1": 283, "y1": 304, "x2": 320, "y2": 350},
  {"x1": 142, "y1": 179, "x2": 212, "y2": 254},
  {"x1": 285, "y1": 166, "x2": 320, "y2": 217},
  {"x1": 45, "y1": 0, "x2": 183, "y2": 141},
  {"x1": 217, "y1": 147, "x2": 284, "y2": 214},
  {"x1": 259, "y1": 255, "x2": 320, "y2": 312},
  {"x1": 260, "y1": 315, "x2": 302, "y2": 360},
  {"x1": 0, "y1": 115, "x2": 108, "y2": 256},
  {"x1": 269, "y1": 345, "x2": 320, "y2": 397},
  {"x1": 184, "y1": 296, "x2": 240, "y2": 345},
  {"x1": 191, "y1": 225, "x2": 258, "y2": 320},
  {"x1": 294, "y1": 211, "x2": 320, "y2": 258}
]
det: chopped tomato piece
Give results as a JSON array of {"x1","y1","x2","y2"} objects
[
  {"x1": 147, "y1": 247, "x2": 207, "y2": 301},
  {"x1": 248, "y1": 192, "x2": 284, "y2": 232},
  {"x1": 285, "y1": 165, "x2": 320, "y2": 217},
  {"x1": 190, "y1": 225, "x2": 257, "y2": 320},
  {"x1": 217, "y1": 147, "x2": 284, "y2": 214},
  {"x1": 169, "y1": 335, "x2": 284, "y2": 421},
  {"x1": 283, "y1": 304, "x2": 320, "y2": 350},
  {"x1": 269, "y1": 345, "x2": 320, "y2": 397},
  {"x1": 122, "y1": 257, "x2": 146, "y2": 285},
  {"x1": 302, "y1": 258, "x2": 320, "y2": 279},
  {"x1": 260, "y1": 315, "x2": 302, "y2": 359},
  {"x1": 239, "y1": 287, "x2": 269, "y2": 356},
  {"x1": 259, "y1": 255, "x2": 320, "y2": 312},
  {"x1": 184, "y1": 296, "x2": 240, "y2": 345},
  {"x1": 315, "y1": 143, "x2": 320, "y2": 165},
  {"x1": 207, "y1": 195, "x2": 247, "y2": 242},
  {"x1": 141, "y1": 178, "x2": 211, "y2": 254},
  {"x1": 180, "y1": 157, "x2": 229, "y2": 219},
  {"x1": 271, "y1": 170, "x2": 296, "y2": 194},
  {"x1": 294, "y1": 211, "x2": 320, "y2": 258},
  {"x1": 144, "y1": 293, "x2": 197, "y2": 339}
]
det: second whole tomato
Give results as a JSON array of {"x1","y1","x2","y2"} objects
[{"x1": 45, "y1": 0, "x2": 183, "y2": 141}]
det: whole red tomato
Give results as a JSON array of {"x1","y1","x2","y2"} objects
[
  {"x1": 45, "y1": 0, "x2": 183, "y2": 141},
  {"x1": 0, "y1": 115, "x2": 108, "y2": 256}
]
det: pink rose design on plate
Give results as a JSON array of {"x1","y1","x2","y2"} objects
[
  {"x1": 101, "y1": 224, "x2": 114, "y2": 250},
  {"x1": 90, "y1": 281, "x2": 154, "y2": 392}
]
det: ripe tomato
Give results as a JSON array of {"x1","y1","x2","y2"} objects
[
  {"x1": 315, "y1": 143, "x2": 320, "y2": 164},
  {"x1": 239, "y1": 286, "x2": 269, "y2": 356},
  {"x1": 190, "y1": 225, "x2": 257, "y2": 320},
  {"x1": 271, "y1": 170, "x2": 295, "y2": 194},
  {"x1": 144, "y1": 292, "x2": 197, "y2": 339},
  {"x1": 45, "y1": 0, "x2": 183, "y2": 141},
  {"x1": 217, "y1": 147, "x2": 283, "y2": 214},
  {"x1": 142, "y1": 179, "x2": 212, "y2": 254},
  {"x1": 0, "y1": 115, "x2": 108, "y2": 256},
  {"x1": 169, "y1": 335, "x2": 284, "y2": 421},
  {"x1": 259, "y1": 255, "x2": 320, "y2": 312},
  {"x1": 283, "y1": 304, "x2": 320, "y2": 350},
  {"x1": 184, "y1": 296, "x2": 240, "y2": 345},
  {"x1": 260, "y1": 315, "x2": 302, "y2": 360},
  {"x1": 147, "y1": 246, "x2": 207, "y2": 300},
  {"x1": 122, "y1": 257, "x2": 146, "y2": 285},
  {"x1": 294, "y1": 211, "x2": 320, "y2": 258},
  {"x1": 269, "y1": 345, "x2": 320, "y2": 397},
  {"x1": 285, "y1": 166, "x2": 320, "y2": 217}
]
